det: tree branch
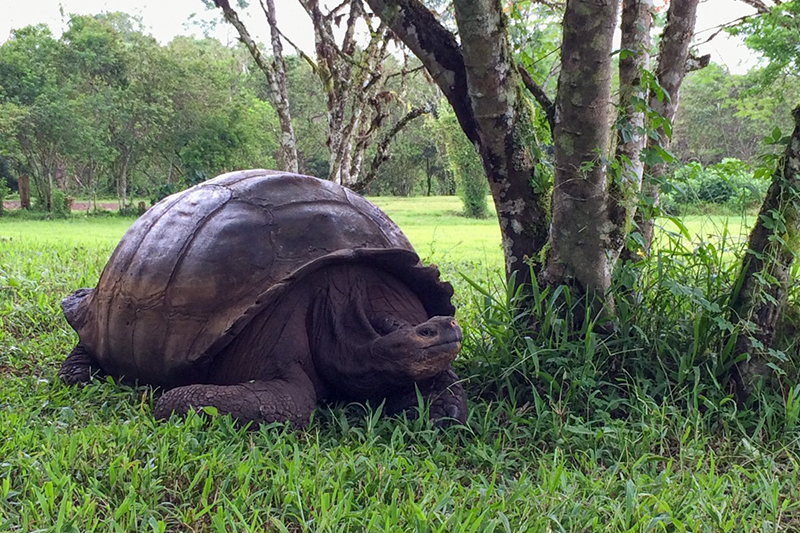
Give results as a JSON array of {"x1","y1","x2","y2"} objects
[
  {"x1": 696, "y1": 15, "x2": 753, "y2": 44},
  {"x1": 685, "y1": 52, "x2": 711, "y2": 72},
  {"x1": 365, "y1": 0, "x2": 478, "y2": 144},
  {"x1": 272, "y1": 25, "x2": 318, "y2": 72},
  {"x1": 353, "y1": 104, "x2": 432, "y2": 193},
  {"x1": 212, "y1": 0, "x2": 276, "y2": 88},
  {"x1": 737, "y1": 0, "x2": 770, "y2": 14},
  {"x1": 517, "y1": 64, "x2": 555, "y2": 131}
]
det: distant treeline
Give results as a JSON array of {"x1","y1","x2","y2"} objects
[{"x1": 0, "y1": 12, "x2": 796, "y2": 213}]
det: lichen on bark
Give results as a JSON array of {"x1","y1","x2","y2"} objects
[
  {"x1": 542, "y1": 0, "x2": 619, "y2": 308},
  {"x1": 608, "y1": 0, "x2": 653, "y2": 260}
]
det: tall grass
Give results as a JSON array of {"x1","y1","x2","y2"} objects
[{"x1": 1, "y1": 208, "x2": 799, "y2": 531}]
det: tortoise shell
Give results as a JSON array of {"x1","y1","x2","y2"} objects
[{"x1": 64, "y1": 170, "x2": 454, "y2": 385}]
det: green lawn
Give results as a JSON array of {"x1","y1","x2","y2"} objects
[
  {"x1": 0, "y1": 196, "x2": 755, "y2": 268},
  {"x1": 0, "y1": 217, "x2": 136, "y2": 245},
  {"x1": 1, "y1": 200, "x2": 798, "y2": 531}
]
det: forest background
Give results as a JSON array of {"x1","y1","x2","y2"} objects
[{"x1": 0, "y1": 2, "x2": 796, "y2": 218}]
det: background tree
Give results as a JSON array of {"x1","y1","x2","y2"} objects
[
  {"x1": 0, "y1": 25, "x2": 70, "y2": 211},
  {"x1": 0, "y1": 15, "x2": 281, "y2": 210},
  {"x1": 284, "y1": 56, "x2": 329, "y2": 176},
  {"x1": 672, "y1": 64, "x2": 799, "y2": 165},
  {"x1": 65, "y1": 15, "x2": 173, "y2": 209},
  {"x1": 211, "y1": 0, "x2": 298, "y2": 172},
  {"x1": 162, "y1": 37, "x2": 278, "y2": 183},
  {"x1": 296, "y1": 0, "x2": 434, "y2": 188},
  {"x1": 438, "y1": 109, "x2": 488, "y2": 218},
  {"x1": 730, "y1": 108, "x2": 800, "y2": 395}
]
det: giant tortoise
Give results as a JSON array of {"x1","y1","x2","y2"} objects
[{"x1": 59, "y1": 170, "x2": 466, "y2": 427}]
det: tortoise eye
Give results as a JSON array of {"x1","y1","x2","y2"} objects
[{"x1": 371, "y1": 316, "x2": 402, "y2": 335}]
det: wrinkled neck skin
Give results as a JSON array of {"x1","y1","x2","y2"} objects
[{"x1": 307, "y1": 264, "x2": 461, "y2": 400}]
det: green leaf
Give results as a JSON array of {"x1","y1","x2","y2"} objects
[
  {"x1": 667, "y1": 216, "x2": 691, "y2": 240},
  {"x1": 201, "y1": 405, "x2": 219, "y2": 417}
]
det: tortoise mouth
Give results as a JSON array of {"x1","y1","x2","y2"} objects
[
  {"x1": 408, "y1": 341, "x2": 460, "y2": 378},
  {"x1": 420, "y1": 339, "x2": 461, "y2": 366},
  {"x1": 423, "y1": 338, "x2": 462, "y2": 351}
]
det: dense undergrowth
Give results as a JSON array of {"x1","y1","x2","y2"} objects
[{"x1": 1, "y1": 220, "x2": 799, "y2": 531}]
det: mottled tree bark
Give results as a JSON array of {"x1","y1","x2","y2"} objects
[
  {"x1": 609, "y1": 0, "x2": 653, "y2": 261},
  {"x1": 453, "y1": 0, "x2": 550, "y2": 279},
  {"x1": 299, "y1": 0, "x2": 358, "y2": 185},
  {"x1": 367, "y1": 0, "x2": 550, "y2": 283},
  {"x1": 540, "y1": 0, "x2": 619, "y2": 304},
  {"x1": 262, "y1": 0, "x2": 299, "y2": 173},
  {"x1": 298, "y1": 0, "x2": 425, "y2": 187},
  {"x1": 213, "y1": 0, "x2": 299, "y2": 173},
  {"x1": 636, "y1": 0, "x2": 701, "y2": 253},
  {"x1": 730, "y1": 107, "x2": 800, "y2": 397}
]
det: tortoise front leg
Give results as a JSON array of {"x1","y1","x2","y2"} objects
[
  {"x1": 385, "y1": 368, "x2": 467, "y2": 427},
  {"x1": 58, "y1": 344, "x2": 106, "y2": 385},
  {"x1": 154, "y1": 366, "x2": 317, "y2": 428}
]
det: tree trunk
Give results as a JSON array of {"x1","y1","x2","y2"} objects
[
  {"x1": 54, "y1": 158, "x2": 66, "y2": 190},
  {"x1": 118, "y1": 151, "x2": 129, "y2": 209},
  {"x1": 18, "y1": 174, "x2": 31, "y2": 209},
  {"x1": 213, "y1": 0, "x2": 298, "y2": 172},
  {"x1": 426, "y1": 157, "x2": 433, "y2": 196},
  {"x1": 609, "y1": 0, "x2": 653, "y2": 260},
  {"x1": 730, "y1": 107, "x2": 800, "y2": 397},
  {"x1": 636, "y1": 0, "x2": 701, "y2": 253},
  {"x1": 452, "y1": 0, "x2": 550, "y2": 281},
  {"x1": 540, "y1": 0, "x2": 619, "y2": 305},
  {"x1": 263, "y1": 0, "x2": 299, "y2": 173},
  {"x1": 46, "y1": 171, "x2": 53, "y2": 212},
  {"x1": 38, "y1": 156, "x2": 54, "y2": 212}
]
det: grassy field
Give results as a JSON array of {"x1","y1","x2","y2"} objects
[
  {"x1": 0, "y1": 195, "x2": 755, "y2": 267},
  {"x1": 1, "y1": 199, "x2": 798, "y2": 532}
]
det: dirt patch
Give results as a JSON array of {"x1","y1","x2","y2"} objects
[{"x1": 0, "y1": 364, "x2": 33, "y2": 378}]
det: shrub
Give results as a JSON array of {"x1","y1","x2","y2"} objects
[
  {"x1": 665, "y1": 158, "x2": 767, "y2": 212},
  {"x1": 697, "y1": 172, "x2": 735, "y2": 203},
  {"x1": 438, "y1": 112, "x2": 488, "y2": 218},
  {"x1": 51, "y1": 190, "x2": 71, "y2": 218},
  {"x1": 0, "y1": 177, "x2": 10, "y2": 216}
]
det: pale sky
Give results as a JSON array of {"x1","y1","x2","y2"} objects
[{"x1": 0, "y1": 0, "x2": 761, "y2": 74}]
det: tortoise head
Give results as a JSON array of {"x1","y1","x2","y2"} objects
[
  {"x1": 307, "y1": 262, "x2": 461, "y2": 398},
  {"x1": 368, "y1": 315, "x2": 462, "y2": 380}
]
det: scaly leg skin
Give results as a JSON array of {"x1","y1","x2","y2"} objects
[
  {"x1": 58, "y1": 344, "x2": 106, "y2": 385},
  {"x1": 385, "y1": 368, "x2": 467, "y2": 427},
  {"x1": 154, "y1": 366, "x2": 317, "y2": 428}
]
